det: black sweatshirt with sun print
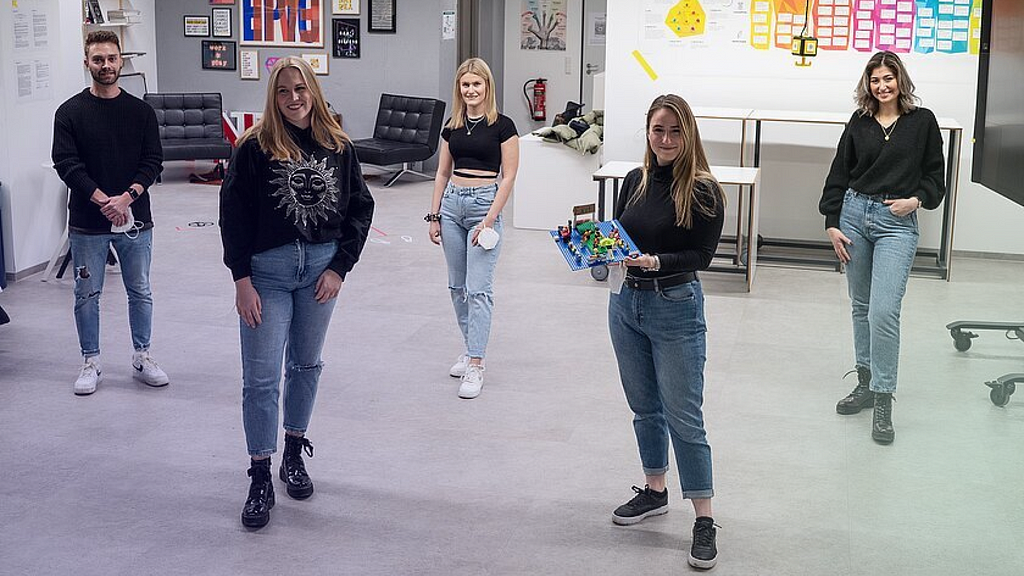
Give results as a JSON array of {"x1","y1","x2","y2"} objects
[{"x1": 219, "y1": 121, "x2": 375, "y2": 282}]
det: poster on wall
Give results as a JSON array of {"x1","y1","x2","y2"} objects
[
  {"x1": 332, "y1": 0, "x2": 359, "y2": 15},
  {"x1": 301, "y1": 53, "x2": 329, "y2": 74},
  {"x1": 332, "y1": 18, "x2": 360, "y2": 58},
  {"x1": 213, "y1": 8, "x2": 233, "y2": 37},
  {"x1": 368, "y1": 0, "x2": 395, "y2": 33},
  {"x1": 588, "y1": 12, "x2": 606, "y2": 46},
  {"x1": 240, "y1": 0, "x2": 324, "y2": 47},
  {"x1": 521, "y1": 0, "x2": 567, "y2": 50},
  {"x1": 184, "y1": 15, "x2": 211, "y2": 37},
  {"x1": 202, "y1": 40, "x2": 237, "y2": 70},
  {"x1": 240, "y1": 49, "x2": 259, "y2": 79}
]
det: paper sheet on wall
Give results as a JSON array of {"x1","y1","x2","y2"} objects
[{"x1": 442, "y1": 10, "x2": 457, "y2": 40}]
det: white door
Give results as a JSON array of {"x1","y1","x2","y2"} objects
[{"x1": 581, "y1": 0, "x2": 607, "y2": 111}]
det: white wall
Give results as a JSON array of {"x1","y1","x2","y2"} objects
[
  {"x1": 602, "y1": 3, "x2": 1024, "y2": 256},
  {"x1": 503, "y1": 0, "x2": 583, "y2": 133},
  {"x1": 0, "y1": 0, "x2": 158, "y2": 278}
]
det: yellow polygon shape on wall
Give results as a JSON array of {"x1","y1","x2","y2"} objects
[{"x1": 665, "y1": 0, "x2": 707, "y2": 38}]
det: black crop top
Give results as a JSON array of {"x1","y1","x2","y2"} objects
[{"x1": 441, "y1": 114, "x2": 518, "y2": 174}]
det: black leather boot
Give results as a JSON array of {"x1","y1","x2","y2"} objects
[
  {"x1": 280, "y1": 434, "x2": 314, "y2": 499},
  {"x1": 241, "y1": 458, "x2": 275, "y2": 528},
  {"x1": 836, "y1": 366, "x2": 874, "y2": 415},
  {"x1": 872, "y1": 393, "x2": 895, "y2": 444}
]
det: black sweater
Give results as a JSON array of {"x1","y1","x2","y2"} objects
[
  {"x1": 820, "y1": 107, "x2": 945, "y2": 229},
  {"x1": 52, "y1": 88, "x2": 163, "y2": 233},
  {"x1": 614, "y1": 164, "x2": 725, "y2": 277},
  {"x1": 219, "y1": 123, "x2": 375, "y2": 281}
]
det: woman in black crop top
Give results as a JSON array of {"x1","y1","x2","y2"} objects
[
  {"x1": 820, "y1": 51, "x2": 945, "y2": 445},
  {"x1": 607, "y1": 94, "x2": 725, "y2": 570},
  {"x1": 426, "y1": 58, "x2": 519, "y2": 399},
  {"x1": 220, "y1": 57, "x2": 374, "y2": 528}
]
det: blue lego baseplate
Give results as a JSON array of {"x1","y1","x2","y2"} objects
[{"x1": 549, "y1": 219, "x2": 641, "y2": 271}]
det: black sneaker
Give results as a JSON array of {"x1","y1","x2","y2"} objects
[
  {"x1": 612, "y1": 485, "x2": 668, "y2": 525},
  {"x1": 688, "y1": 516, "x2": 718, "y2": 570}
]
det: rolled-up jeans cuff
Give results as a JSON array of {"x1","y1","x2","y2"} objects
[
  {"x1": 248, "y1": 448, "x2": 276, "y2": 458},
  {"x1": 643, "y1": 466, "x2": 669, "y2": 476},
  {"x1": 682, "y1": 489, "x2": 714, "y2": 500}
]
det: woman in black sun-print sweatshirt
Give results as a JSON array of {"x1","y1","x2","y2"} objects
[{"x1": 219, "y1": 57, "x2": 374, "y2": 530}]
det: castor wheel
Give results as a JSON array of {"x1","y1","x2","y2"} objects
[
  {"x1": 590, "y1": 264, "x2": 609, "y2": 282},
  {"x1": 950, "y1": 329, "x2": 974, "y2": 352},
  {"x1": 990, "y1": 386, "x2": 1011, "y2": 407}
]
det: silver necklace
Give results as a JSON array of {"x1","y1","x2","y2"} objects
[
  {"x1": 878, "y1": 115, "x2": 899, "y2": 142},
  {"x1": 465, "y1": 115, "x2": 484, "y2": 136}
]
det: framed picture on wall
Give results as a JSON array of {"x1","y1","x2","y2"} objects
[
  {"x1": 301, "y1": 53, "x2": 330, "y2": 75},
  {"x1": 368, "y1": 0, "x2": 395, "y2": 33},
  {"x1": 332, "y1": 18, "x2": 360, "y2": 58},
  {"x1": 240, "y1": 49, "x2": 259, "y2": 80},
  {"x1": 239, "y1": 0, "x2": 324, "y2": 47},
  {"x1": 202, "y1": 40, "x2": 237, "y2": 70},
  {"x1": 332, "y1": 0, "x2": 360, "y2": 15},
  {"x1": 210, "y1": 0, "x2": 235, "y2": 5},
  {"x1": 212, "y1": 8, "x2": 232, "y2": 37},
  {"x1": 184, "y1": 15, "x2": 211, "y2": 37}
]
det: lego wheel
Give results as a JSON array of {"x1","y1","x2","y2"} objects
[
  {"x1": 591, "y1": 265, "x2": 609, "y2": 282},
  {"x1": 990, "y1": 386, "x2": 1010, "y2": 407},
  {"x1": 951, "y1": 331, "x2": 972, "y2": 352}
]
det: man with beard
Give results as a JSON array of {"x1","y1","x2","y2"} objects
[{"x1": 52, "y1": 30, "x2": 166, "y2": 395}]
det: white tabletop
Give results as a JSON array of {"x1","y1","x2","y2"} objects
[
  {"x1": 594, "y1": 161, "x2": 759, "y2": 186},
  {"x1": 693, "y1": 107, "x2": 754, "y2": 121},
  {"x1": 749, "y1": 108, "x2": 962, "y2": 131}
]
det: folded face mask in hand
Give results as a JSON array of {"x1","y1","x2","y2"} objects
[{"x1": 111, "y1": 207, "x2": 135, "y2": 234}]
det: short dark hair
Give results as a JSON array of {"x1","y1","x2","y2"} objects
[{"x1": 84, "y1": 30, "x2": 121, "y2": 56}]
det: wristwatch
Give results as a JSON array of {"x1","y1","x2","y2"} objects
[{"x1": 127, "y1": 187, "x2": 141, "y2": 200}]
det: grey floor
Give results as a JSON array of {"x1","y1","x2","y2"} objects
[{"x1": 2, "y1": 164, "x2": 1023, "y2": 576}]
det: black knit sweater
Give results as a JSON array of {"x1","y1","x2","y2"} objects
[
  {"x1": 51, "y1": 88, "x2": 163, "y2": 233},
  {"x1": 820, "y1": 107, "x2": 945, "y2": 229},
  {"x1": 614, "y1": 164, "x2": 725, "y2": 277},
  {"x1": 219, "y1": 122, "x2": 375, "y2": 282}
]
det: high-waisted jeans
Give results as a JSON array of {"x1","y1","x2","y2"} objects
[
  {"x1": 439, "y1": 181, "x2": 502, "y2": 359},
  {"x1": 70, "y1": 229, "x2": 154, "y2": 357},
  {"x1": 608, "y1": 280, "x2": 714, "y2": 499},
  {"x1": 839, "y1": 189, "x2": 919, "y2": 394},
  {"x1": 240, "y1": 240, "x2": 337, "y2": 457}
]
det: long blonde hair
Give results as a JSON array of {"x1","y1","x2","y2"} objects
[
  {"x1": 238, "y1": 57, "x2": 348, "y2": 161},
  {"x1": 630, "y1": 94, "x2": 725, "y2": 229},
  {"x1": 446, "y1": 58, "x2": 499, "y2": 130},
  {"x1": 855, "y1": 51, "x2": 919, "y2": 116}
]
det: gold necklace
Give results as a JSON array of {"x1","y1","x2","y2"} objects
[{"x1": 879, "y1": 115, "x2": 899, "y2": 142}]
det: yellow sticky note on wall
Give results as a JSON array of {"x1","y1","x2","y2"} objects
[{"x1": 665, "y1": 0, "x2": 707, "y2": 38}]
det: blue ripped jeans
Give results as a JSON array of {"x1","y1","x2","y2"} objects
[
  {"x1": 439, "y1": 181, "x2": 502, "y2": 359},
  {"x1": 839, "y1": 189, "x2": 920, "y2": 394}
]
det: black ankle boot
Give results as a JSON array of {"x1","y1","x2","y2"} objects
[
  {"x1": 872, "y1": 393, "x2": 895, "y2": 444},
  {"x1": 836, "y1": 366, "x2": 874, "y2": 415},
  {"x1": 241, "y1": 458, "x2": 275, "y2": 528},
  {"x1": 280, "y1": 435, "x2": 314, "y2": 499}
]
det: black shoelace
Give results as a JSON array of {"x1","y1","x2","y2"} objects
[{"x1": 693, "y1": 522, "x2": 717, "y2": 548}]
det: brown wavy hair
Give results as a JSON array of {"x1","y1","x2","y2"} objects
[
  {"x1": 630, "y1": 94, "x2": 725, "y2": 229},
  {"x1": 238, "y1": 57, "x2": 348, "y2": 162},
  {"x1": 855, "y1": 51, "x2": 919, "y2": 116}
]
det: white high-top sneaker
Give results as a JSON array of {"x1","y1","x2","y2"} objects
[
  {"x1": 74, "y1": 356, "x2": 102, "y2": 395},
  {"x1": 132, "y1": 350, "x2": 169, "y2": 387}
]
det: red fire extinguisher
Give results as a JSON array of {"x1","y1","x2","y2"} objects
[{"x1": 524, "y1": 78, "x2": 547, "y2": 122}]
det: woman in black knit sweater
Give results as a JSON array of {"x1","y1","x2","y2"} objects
[
  {"x1": 820, "y1": 51, "x2": 945, "y2": 445},
  {"x1": 607, "y1": 94, "x2": 725, "y2": 570}
]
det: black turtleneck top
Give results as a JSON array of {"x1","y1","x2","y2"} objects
[
  {"x1": 219, "y1": 122, "x2": 375, "y2": 281},
  {"x1": 614, "y1": 164, "x2": 725, "y2": 277}
]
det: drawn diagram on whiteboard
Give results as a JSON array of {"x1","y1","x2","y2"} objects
[{"x1": 641, "y1": 0, "x2": 982, "y2": 56}]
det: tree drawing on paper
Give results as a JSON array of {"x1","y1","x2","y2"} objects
[
  {"x1": 665, "y1": 0, "x2": 707, "y2": 38},
  {"x1": 521, "y1": 0, "x2": 567, "y2": 51}
]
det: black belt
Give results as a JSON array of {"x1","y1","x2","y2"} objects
[{"x1": 624, "y1": 271, "x2": 697, "y2": 291}]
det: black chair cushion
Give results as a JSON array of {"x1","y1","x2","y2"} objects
[
  {"x1": 162, "y1": 139, "x2": 233, "y2": 162},
  {"x1": 144, "y1": 92, "x2": 232, "y2": 162}
]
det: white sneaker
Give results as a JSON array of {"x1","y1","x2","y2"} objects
[
  {"x1": 74, "y1": 357, "x2": 102, "y2": 395},
  {"x1": 132, "y1": 350, "x2": 169, "y2": 387},
  {"x1": 458, "y1": 364, "x2": 484, "y2": 399},
  {"x1": 449, "y1": 353, "x2": 469, "y2": 378}
]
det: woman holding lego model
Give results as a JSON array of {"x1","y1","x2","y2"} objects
[
  {"x1": 607, "y1": 94, "x2": 725, "y2": 570},
  {"x1": 427, "y1": 58, "x2": 519, "y2": 399},
  {"x1": 220, "y1": 57, "x2": 375, "y2": 528},
  {"x1": 820, "y1": 51, "x2": 945, "y2": 445}
]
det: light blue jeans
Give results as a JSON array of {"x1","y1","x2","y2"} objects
[
  {"x1": 839, "y1": 189, "x2": 919, "y2": 394},
  {"x1": 70, "y1": 229, "x2": 154, "y2": 357},
  {"x1": 241, "y1": 240, "x2": 338, "y2": 457},
  {"x1": 439, "y1": 182, "x2": 503, "y2": 359},
  {"x1": 608, "y1": 280, "x2": 714, "y2": 500}
]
